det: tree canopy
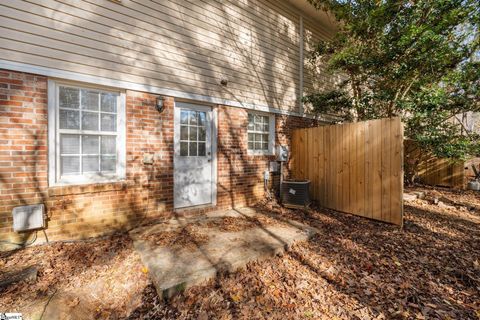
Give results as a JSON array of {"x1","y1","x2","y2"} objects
[{"x1": 305, "y1": 0, "x2": 480, "y2": 162}]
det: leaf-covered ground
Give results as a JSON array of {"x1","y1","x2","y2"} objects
[
  {"x1": 1, "y1": 186, "x2": 479, "y2": 319},
  {"x1": 0, "y1": 234, "x2": 150, "y2": 319},
  {"x1": 129, "y1": 187, "x2": 480, "y2": 320}
]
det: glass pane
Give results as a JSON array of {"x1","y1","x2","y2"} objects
[
  {"x1": 101, "y1": 93, "x2": 117, "y2": 113},
  {"x1": 262, "y1": 134, "x2": 269, "y2": 143},
  {"x1": 255, "y1": 134, "x2": 263, "y2": 143},
  {"x1": 82, "y1": 135, "x2": 99, "y2": 154},
  {"x1": 255, "y1": 142, "x2": 262, "y2": 150},
  {"x1": 81, "y1": 89, "x2": 99, "y2": 110},
  {"x1": 180, "y1": 110, "x2": 189, "y2": 124},
  {"x1": 248, "y1": 133, "x2": 254, "y2": 142},
  {"x1": 180, "y1": 142, "x2": 188, "y2": 156},
  {"x1": 101, "y1": 156, "x2": 116, "y2": 172},
  {"x1": 82, "y1": 155, "x2": 99, "y2": 172},
  {"x1": 262, "y1": 142, "x2": 269, "y2": 150},
  {"x1": 247, "y1": 114, "x2": 255, "y2": 130},
  {"x1": 59, "y1": 87, "x2": 79, "y2": 109},
  {"x1": 101, "y1": 114, "x2": 116, "y2": 132},
  {"x1": 198, "y1": 112, "x2": 206, "y2": 126},
  {"x1": 248, "y1": 141, "x2": 254, "y2": 150},
  {"x1": 254, "y1": 115, "x2": 262, "y2": 124},
  {"x1": 101, "y1": 136, "x2": 116, "y2": 154},
  {"x1": 59, "y1": 109, "x2": 80, "y2": 129},
  {"x1": 60, "y1": 135, "x2": 80, "y2": 154},
  {"x1": 61, "y1": 156, "x2": 80, "y2": 175},
  {"x1": 189, "y1": 142, "x2": 197, "y2": 156},
  {"x1": 82, "y1": 111, "x2": 99, "y2": 130},
  {"x1": 263, "y1": 122, "x2": 269, "y2": 132},
  {"x1": 189, "y1": 111, "x2": 198, "y2": 125},
  {"x1": 255, "y1": 123, "x2": 263, "y2": 131},
  {"x1": 198, "y1": 127, "x2": 206, "y2": 141},
  {"x1": 180, "y1": 126, "x2": 188, "y2": 140},
  {"x1": 189, "y1": 126, "x2": 197, "y2": 141},
  {"x1": 198, "y1": 142, "x2": 206, "y2": 156}
]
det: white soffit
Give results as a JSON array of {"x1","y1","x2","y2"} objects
[{"x1": 286, "y1": 0, "x2": 339, "y2": 33}]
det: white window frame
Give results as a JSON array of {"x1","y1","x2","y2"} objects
[
  {"x1": 48, "y1": 79, "x2": 126, "y2": 186},
  {"x1": 247, "y1": 111, "x2": 275, "y2": 156}
]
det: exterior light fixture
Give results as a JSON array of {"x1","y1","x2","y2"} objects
[{"x1": 156, "y1": 96, "x2": 164, "y2": 113}]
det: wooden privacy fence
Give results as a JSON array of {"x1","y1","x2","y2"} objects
[
  {"x1": 405, "y1": 140, "x2": 478, "y2": 188},
  {"x1": 291, "y1": 117, "x2": 404, "y2": 226}
]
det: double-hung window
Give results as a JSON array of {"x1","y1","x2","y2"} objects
[
  {"x1": 48, "y1": 80, "x2": 126, "y2": 186},
  {"x1": 247, "y1": 112, "x2": 275, "y2": 155}
]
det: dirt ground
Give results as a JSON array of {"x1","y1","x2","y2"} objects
[{"x1": 1, "y1": 186, "x2": 479, "y2": 319}]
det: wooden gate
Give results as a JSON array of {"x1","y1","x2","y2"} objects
[{"x1": 291, "y1": 117, "x2": 404, "y2": 226}]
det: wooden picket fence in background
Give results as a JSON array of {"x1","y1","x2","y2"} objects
[{"x1": 291, "y1": 117, "x2": 404, "y2": 226}]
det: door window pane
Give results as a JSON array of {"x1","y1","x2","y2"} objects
[
  {"x1": 180, "y1": 126, "x2": 188, "y2": 140},
  {"x1": 198, "y1": 127, "x2": 206, "y2": 141},
  {"x1": 59, "y1": 109, "x2": 80, "y2": 129},
  {"x1": 198, "y1": 112, "x2": 206, "y2": 126},
  {"x1": 189, "y1": 142, "x2": 197, "y2": 156},
  {"x1": 189, "y1": 111, "x2": 198, "y2": 125},
  {"x1": 180, "y1": 111, "x2": 189, "y2": 124},
  {"x1": 189, "y1": 126, "x2": 197, "y2": 140},
  {"x1": 82, "y1": 111, "x2": 99, "y2": 130},
  {"x1": 180, "y1": 142, "x2": 188, "y2": 156},
  {"x1": 198, "y1": 142, "x2": 206, "y2": 156}
]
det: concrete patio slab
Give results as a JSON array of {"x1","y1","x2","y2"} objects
[{"x1": 129, "y1": 207, "x2": 317, "y2": 299}]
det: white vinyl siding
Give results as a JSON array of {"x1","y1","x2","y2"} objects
[
  {"x1": 48, "y1": 80, "x2": 126, "y2": 186},
  {"x1": 0, "y1": 0, "x2": 335, "y2": 114}
]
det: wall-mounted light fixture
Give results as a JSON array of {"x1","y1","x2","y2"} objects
[{"x1": 156, "y1": 96, "x2": 164, "y2": 113}]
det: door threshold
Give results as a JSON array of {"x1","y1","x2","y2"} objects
[{"x1": 174, "y1": 203, "x2": 216, "y2": 213}]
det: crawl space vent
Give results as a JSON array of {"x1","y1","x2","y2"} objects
[{"x1": 12, "y1": 204, "x2": 45, "y2": 232}]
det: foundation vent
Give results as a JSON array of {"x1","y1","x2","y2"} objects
[{"x1": 12, "y1": 204, "x2": 45, "y2": 232}]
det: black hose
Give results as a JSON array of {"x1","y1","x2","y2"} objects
[{"x1": 0, "y1": 231, "x2": 38, "y2": 248}]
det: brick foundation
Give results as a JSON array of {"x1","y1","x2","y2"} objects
[{"x1": 0, "y1": 69, "x2": 319, "y2": 248}]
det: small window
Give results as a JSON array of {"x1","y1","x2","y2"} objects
[
  {"x1": 48, "y1": 81, "x2": 126, "y2": 186},
  {"x1": 247, "y1": 112, "x2": 275, "y2": 155}
]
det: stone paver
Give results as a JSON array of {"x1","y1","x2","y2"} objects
[{"x1": 129, "y1": 207, "x2": 317, "y2": 298}]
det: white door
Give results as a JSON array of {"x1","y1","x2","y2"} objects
[{"x1": 174, "y1": 102, "x2": 215, "y2": 209}]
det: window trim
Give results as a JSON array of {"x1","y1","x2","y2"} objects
[
  {"x1": 48, "y1": 79, "x2": 126, "y2": 187},
  {"x1": 246, "y1": 111, "x2": 275, "y2": 156}
]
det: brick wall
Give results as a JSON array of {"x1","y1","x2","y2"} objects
[{"x1": 0, "y1": 69, "x2": 319, "y2": 249}]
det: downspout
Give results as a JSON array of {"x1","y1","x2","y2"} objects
[{"x1": 299, "y1": 16, "x2": 304, "y2": 115}]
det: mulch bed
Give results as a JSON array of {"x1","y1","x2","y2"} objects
[{"x1": 128, "y1": 186, "x2": 480, "y2": 320}]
